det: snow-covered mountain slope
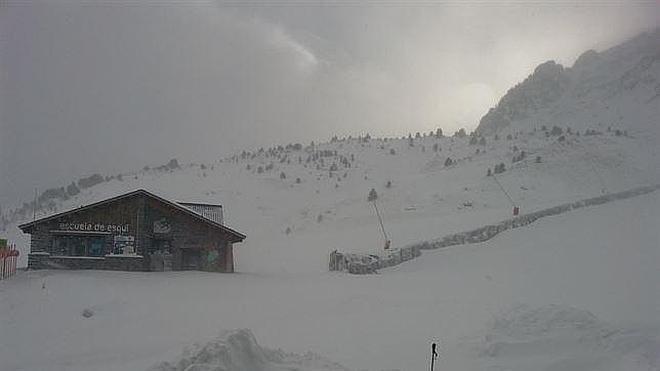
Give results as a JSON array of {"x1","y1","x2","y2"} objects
[
  {"x1": 477, "y1": 28, "x2": 660, "y2": 137},
  {"x1": 1, "y1": 187, "x2": 658, "y2": 371},
  {"x1": 3, "y1": 126, "x2": 658, "y2": 272}
]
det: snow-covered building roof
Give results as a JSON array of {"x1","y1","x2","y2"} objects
[{"x1": 19, "y1": 189, "x2": 246, "y2": 242}]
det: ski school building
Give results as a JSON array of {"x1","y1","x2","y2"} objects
[{"x1": 19, "y1": 189, "x2": 246, "y2": 272}]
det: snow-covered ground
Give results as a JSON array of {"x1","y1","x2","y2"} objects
[
  {"x1": 1, "y1": 190, "x2": 657, "y2": 371},
  {"x1": 1, "y1": 29, "x2": 658, "y2": 371}
]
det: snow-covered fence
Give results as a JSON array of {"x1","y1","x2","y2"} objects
[
  {"x1": 329, "y1": 245, "x2": 422, "y2": 274},
  {"x1": 0, "y1": 240, "x2": 20, "y2": 280},
  {"x1": 330, "y1": 184, "x2": 660, "y2": 274}
]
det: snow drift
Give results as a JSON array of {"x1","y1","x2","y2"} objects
[
  {"x1": 147, "y1": 329, "x2": 350, "y2": 371},
  {"x1": 472, "y1": 304, "x2": 660, "y2": 371}
]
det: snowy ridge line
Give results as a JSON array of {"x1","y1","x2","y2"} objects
[{"x1": 329, "y1": 184, "x2": 660, "y2": 274}]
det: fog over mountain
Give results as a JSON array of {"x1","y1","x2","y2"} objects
[{"x1": 1, "y1": 1, "x2": 658, "y2": 205}]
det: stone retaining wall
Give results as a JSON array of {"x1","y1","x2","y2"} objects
[{"x1": 330, "y1": 185, "x2": 659, "y2": 274}]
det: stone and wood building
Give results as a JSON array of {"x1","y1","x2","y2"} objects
[{"x1": 19, "y1": 189, "x2": 246, "y2": 272}]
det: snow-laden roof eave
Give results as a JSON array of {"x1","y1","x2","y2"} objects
[{"x1": 18, "y1": 189, "x2": 246, "y2": 243}]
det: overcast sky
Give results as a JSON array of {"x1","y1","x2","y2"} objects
[{"x1": 1, "y1": 0, "x2": 658, "y2": 206}]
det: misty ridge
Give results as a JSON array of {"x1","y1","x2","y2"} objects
[
  {"x1": 1, "y1": 26, "x2": 658, "y2": 230},
  {"x1": 2, "y1": 2, "x2": 659, "y2": 205}
]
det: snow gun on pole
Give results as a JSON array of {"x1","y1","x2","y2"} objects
[
  {"x1": 372, "y1": 201, "x2": 390, "y2": 250},
  {"x1": 492, "y1": 174, "x2": 519, "y2": 216}
]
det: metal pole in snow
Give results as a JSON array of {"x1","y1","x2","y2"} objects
[
  {"x1": 430, "y1": 342, "x2": 438, "y2": 371},
  {"x1": 372, "y1": 201, "x2": 388, "y2": 242},
  {"x1": 492, "y1": 174, "x2": 516, "y2": 208}
]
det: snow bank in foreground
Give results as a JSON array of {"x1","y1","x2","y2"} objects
[
  {"x1": 147, "y1": 329, "x2": 350, "y2": 371},
  {"x1": 473, "y1": 304, "x2": 660, "y2": 371}
]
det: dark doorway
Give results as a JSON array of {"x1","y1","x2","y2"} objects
[{"x1": 181, "y1": 249, "x2": 201, "y2": 270}]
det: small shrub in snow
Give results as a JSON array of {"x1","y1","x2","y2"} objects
[
  {"x1": 367, "y1": 188, "x2": 378, "y2": 202},
  {"x1": 494, "y1": 163, "x2": 506, "y2": 174},
  {"x1": 550, "y1": 126, "x2": 563, "y2": 136},
  {"x1": 166, "y1": 158, "x2": 180, "y2": 169},
  {"x1": 444, "y1": 157, "x2": 454, "y2": 167},
  {"x1": 454, "y1": 128, "x2": 467, "y2": 138},
  {"x1": 385, "y1": 180, "x2": 392, "y2": 188},
  {"x1": 512, "y1": 150, "x2": 526, "y2": 163},
  {"x1": 78, "y1": 174, "x2": 105, "y2": 189},
  {"x1": 66, "y1": 182, "x2": 80, "y2": 196},
  {"x1": 295, "y1": 177, "x2": 301, "y2": 184}
]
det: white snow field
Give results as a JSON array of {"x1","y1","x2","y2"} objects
[{"x1": 0, "y1": 190, "x2": 658, "y2": 371}]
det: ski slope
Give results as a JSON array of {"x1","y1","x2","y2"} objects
[
  {"x1": 0, "y1": 190, "x2": 658, "y2": 371},
  {"x1": 4, "y1": 126, "x2": 658, "y2": 274}
]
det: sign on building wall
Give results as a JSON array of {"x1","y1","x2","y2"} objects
[
  {"x1": 153, "y1": 218, "x2": 171, "y2": 234},
  {"x1": 113, "y1": 235, "x2": 135, "y2": 255},
  {"x1": 59, "y1": 222, "x2": 129, "y2": 233}
]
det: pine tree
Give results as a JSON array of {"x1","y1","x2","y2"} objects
[
  {"x1": 368, "y1": 188, "x2": 378, "y2": 202},
  {"x1": 66, "y1": 182, "x2": 80, "y2": 196}
]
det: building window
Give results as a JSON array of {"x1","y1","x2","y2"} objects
[{"x1": 51, "y1": 236, "x2": 106, "y2": 257}]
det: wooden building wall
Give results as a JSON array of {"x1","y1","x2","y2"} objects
[{"x1": 27, "y1": 193, "x2": 236, "y2": 272}]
